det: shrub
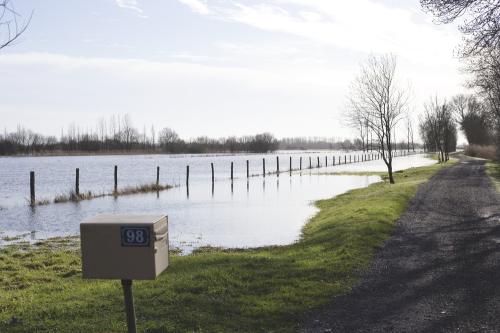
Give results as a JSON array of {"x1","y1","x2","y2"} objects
[{"x1": 464, "y1": 144, "x2": 497, "y2": 160}]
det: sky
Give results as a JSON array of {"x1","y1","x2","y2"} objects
[{"x1": 0, "y1": 0, "x2": 468, "y2": 141}]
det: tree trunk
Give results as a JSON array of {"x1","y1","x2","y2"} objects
[{"x1": 388, "y1": 162, "x2": 395, "y2": 184}]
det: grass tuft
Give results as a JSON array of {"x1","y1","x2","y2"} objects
[
  {"x1": 112, "y1": 183, "x2": 173, "y2": 196},
  {"x1": 54, "y1": 190, "x2": 106, "y2": 204}
]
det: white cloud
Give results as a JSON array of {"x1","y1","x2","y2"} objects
[
  {"x1": 115, "y1": 0, "x2": 148, "y2": 18},
  {"x1": 179, "y1": 0, "x2": 461, "y2": 64},
  {"x1": 177, "y1": 0, "x2": 211, "y2": 15},
  {"x1": 0, "y1": 52, "x2": 348, "y2": 138}
]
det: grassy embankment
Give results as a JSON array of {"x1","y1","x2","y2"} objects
[{"x1": 0, "y1": 162, "x2": 452, "y2": 333}]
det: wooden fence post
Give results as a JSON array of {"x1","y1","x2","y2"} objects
[
  {"x1": 246, "y1": 160, "x2": 249, "y2": 179},
  {"x1": 325, "y1": 156, "x2": 328, "y2": 167},
  {"x1": 114, "y1": 165, "x2": 118, "y2": 192},
  {"x1": 156, "y1": 166, "x2": 160, "y2": 186},
  {"x1": 317, "y1": 156, "x2": 320, "y2": 168},
  {"x1": 289, "y1": 156, "x2": 292, "y2": 174},
  {"x1": 276, "y1": 156, "x2": 279, "y2": 175},
  {"x1": 30, "y1": 171, "x2": 35, "y2": 206},
  {"x1": 186, "y1": 165, "x2": 190, "y2": 186},
  {"x1": 263, "y1": 158, "x2": 266, "y2": 177},
  {"x1": 211, "y1": 163, "x2": 215, "y2": 184},
  {"x1": 300, "y1": 157, "x2": 302, "y2": 170},
  {"x1": 76, "y1": 168, "x2": 80, "y2": 195},
  {"x1": 309, "y1": 157, "x2": 312, "y2": 169},
  {"x1": 231, "y1": 162, "x2": 234, "y2": 181}
]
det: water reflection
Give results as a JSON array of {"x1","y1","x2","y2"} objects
[
  {"x1": 0, "y1": 154, "x2": 434, "y2": 253},
  {"x1": 0, "y1": 170, "x2": 382, "y2": 252}
]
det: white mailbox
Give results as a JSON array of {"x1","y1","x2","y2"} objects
[{"x1": 80, "y1": 214, "x2": 169, "y2": 280}]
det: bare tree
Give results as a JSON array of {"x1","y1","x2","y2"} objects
[
  {"x1": 345, "y1": 54, "x2": 409, "y2": 183},
  {"x1": 405, "y1": 114, "x2": 415, "y2": 152},
  {"x1": 420, "y1": 97, "x2": 457, "y2": 162},
  {"x1": 0, "y1": 0, "x2": 31, "y2": 50},
  {"x1": 421, "y1": 0, "x2": 500, "y2": 56},
  {"x1": 150, "y1": 125, "x2": 156, "y2": 148},
  {"x1": 451, "y1": 94, "x2": 492, "y2": 145}
]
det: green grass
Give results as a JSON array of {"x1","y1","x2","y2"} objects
[
  {"x1": 486, "y1": 161, "x2": 500, "y2": 191},
  {"x1": 0, "y1": 162, "x2": 452, "y2": 333}
]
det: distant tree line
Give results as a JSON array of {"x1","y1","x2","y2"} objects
[
  {"x1": 0, "y1": 116, "x2": 282, "y2": 155},
  {"x1": 0, "y1": 115, "x2": 376, "y2": 156}
]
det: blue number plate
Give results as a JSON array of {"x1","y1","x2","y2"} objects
[{"x1": 121, "y1": 227, "x2": 150, "y2": 247}]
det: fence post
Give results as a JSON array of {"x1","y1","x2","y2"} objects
[
  {"x1": 263, "y1": 158, "x2": 266, "y2": 177},
  {"x1": 309, "y1": 157, "x2": 312, "y2": 169},
  {"x1": 30, "y1": 171, "x2": 35, "y2": 206},
  {"x1": 231, "y1": 162, "x2": 234, "y2": 181},
  {"x1": 156, "y1": 166, "x2": 160, "y2": 186},
  {"x1": 276, "y1": 156, "x2": 279, "y2": 175},
  {"x1": 350, "y1": 155, "x2": 352, "y2": 163},
  {"x1": 300, "y1": 157, "x2": 302, "y2": 170},
  {"x1": 333, "y1": 156, "x2": 335, "y2": 165},
  {"x1": 246, "y1": 160, "x2": 249, "y2": 179},
  {"x1": 114, "y1": 165, "x2": 118, "y2": 192},
  {"x1": 344, "y1": 155, "x2": 346, "y2": 164},
  {"x1": 325, "y1": 156, "x2": 328, "y2": 167},
  {"x1": 317, "y1": 156, "x2": 320, "y2": 168},
  {"x1": 75, "y1": 168, "x2": 80, "y2": 196},
  {"x1": 211, "y1": 163, "x2": 215, "y2": 184},
  {"x1": 186, "y1": 165, "x2": 190, "y2": 186},
  {"x1": 289, "y1": 156, "x2": 292, "y2": 174}
]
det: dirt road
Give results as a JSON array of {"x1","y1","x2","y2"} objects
[{"x1": 301, "y1": 158, "x2": 500, "y2": 332}]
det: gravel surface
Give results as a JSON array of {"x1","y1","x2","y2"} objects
[{"x1": 300, "y1": 157, "x2": 500, "y2": 332}]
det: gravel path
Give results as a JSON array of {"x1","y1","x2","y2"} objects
[{"x1": 300, "y1": 157, "x2": 500, "y2": 332}]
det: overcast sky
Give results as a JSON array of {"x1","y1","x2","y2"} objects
[{"x1": 0, "y1": 0, "x2": 467, "y2": 140}]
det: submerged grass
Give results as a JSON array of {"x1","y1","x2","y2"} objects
[
  {"x1": 0, "y1": 162, "x2": 452, "y2": 333},
  {"x1": 32, "y1": 183, "x2": 174, "y2": 206},
  {"x1": 112, "y1": 183, "x2": 173, "y2": 196},
  {"x1": 53, "y1": 190, "x2": 106, "y2": 204}
]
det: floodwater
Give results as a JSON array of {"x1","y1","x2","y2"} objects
[{"x1": 0, "y1": 151, "x2": 434, "y2": 253}]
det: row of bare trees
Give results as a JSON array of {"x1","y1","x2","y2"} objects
[
  {"x1": 422, "y1": 0, "x2": 500, "y2": 157},
  {"x1": 1, "y1": 118, "x2": 399, "y2": 155},
  {"x1": 0, "y1": 118, "x2": 283, "y2": 155},
  {"x1": 344, "y1": 54, "x2": 457, "y2": 183}
]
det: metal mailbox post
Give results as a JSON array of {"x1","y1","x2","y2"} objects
[{"x1": 80, "y1": 214, "x2": 169, "y2": 333}]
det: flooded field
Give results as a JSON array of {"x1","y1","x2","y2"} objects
[{"x1": 0, "y1": 151, "x2": 433, "y2": 253}]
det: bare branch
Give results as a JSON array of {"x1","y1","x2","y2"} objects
[{"x1": 0, "y1": 0, "x2": 32, "y2": 50}]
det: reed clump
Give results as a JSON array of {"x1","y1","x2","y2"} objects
[
  {"x1": 112, "y1": 183, "x2": 173, "y2": 196},
  {"x1": 53, "y1": 190, "x2": 106, "y2": 204},
  {"x1": 28, "y1": 198, "x2": 50, "y2": 207}
]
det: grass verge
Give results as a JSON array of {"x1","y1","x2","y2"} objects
[
  {"x1": 0, "y1": 162, "x2": 452, "y2": 333},
  {"x1": 486, "y1": 161, "x2": 500, "y2": 191}
]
